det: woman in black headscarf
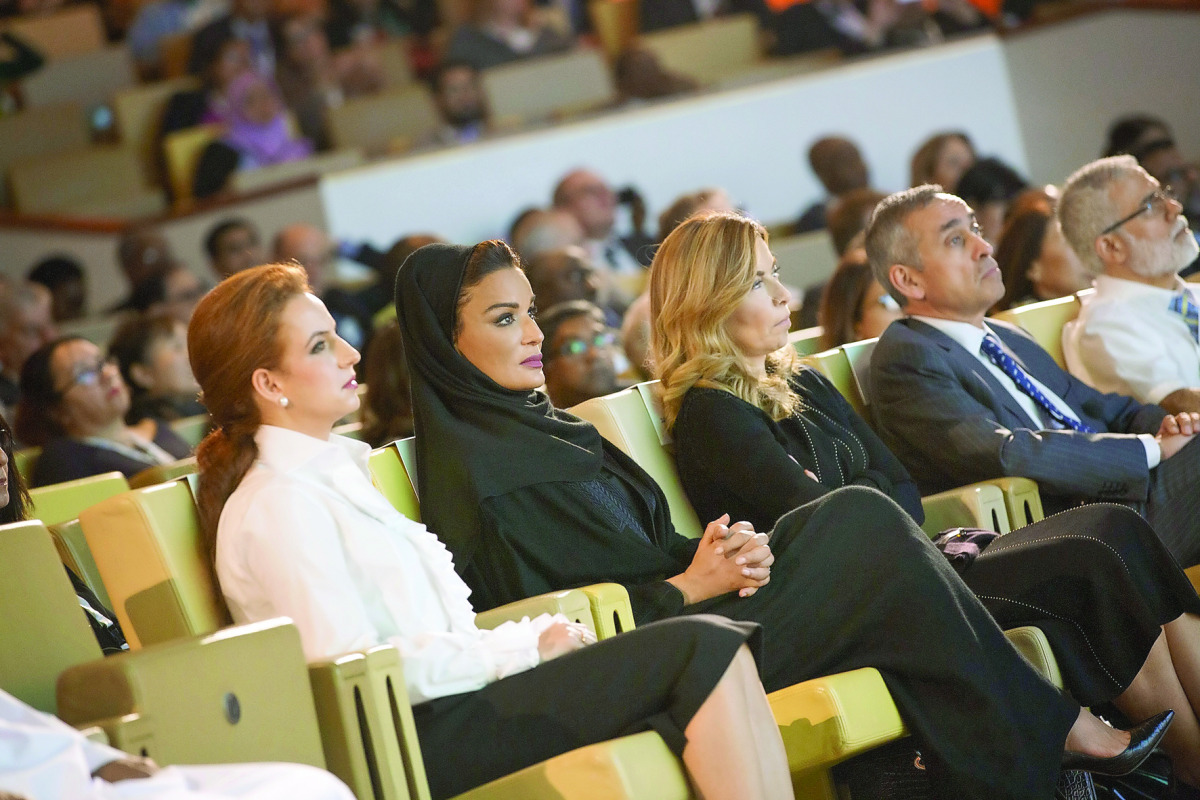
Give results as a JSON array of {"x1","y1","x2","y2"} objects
[{"x1": 396, "y1": 239, "x2": 1169, "y2": 800}]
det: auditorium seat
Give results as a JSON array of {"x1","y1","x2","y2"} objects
[
  {"x1": 638, "y1": 14, "x2": 761, "y2": 86},
  {"x1": 0, "y1": 101, "x2": 90, "y2": 207},
  {"x1": 28, "y1": 471, "x2": 130, "y2": 527},
  {"x1": 113, "y1": 75, "x2": 202, "y2": 185},
  {"x1": 368, "y1": 441, "x2": 421, "y2": 522},
  {"x1": 771, "y1": 230, "x2": 838, "y2": 290},
  {"x1": 48, "y1": 518, "x2": 111, "y2": 609},
  {"x1": 163, "y1": 122, "x2": 226, "y2": 203},
  {"x1": 129, "y1": 457, "x2": 199, "y2": 489},
  {"x1": 990, "y1": 293, "x2": 1083, "y2": 369},
  {"x1": 20, "y1": 45, "x2": 137, "y2": 110},
  {"x1": 8, "y1": 144, "x2": 164, "y2": 217},
  {"x1": 170, "y1": 413, "x2": 211, "y2": 448},
  {"x1": 788, "y1": 325, "x2": 824, "y2": 356},
  {"x1": 1, "y1": 5, "x2": 106, "y2": 60},
  {"x1": 229, "y1": 148, "x2": 366, "y2": 194},
  {"x1": 326, "y1": 84, "x2": 441, "y2": 156},
  {"x1": 480, "y1": 49, "x2": 616, "y2": 126}
]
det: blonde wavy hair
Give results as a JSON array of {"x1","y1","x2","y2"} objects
[{"x1": 650, "y1": 211, "x2": 799, "y2": 430}]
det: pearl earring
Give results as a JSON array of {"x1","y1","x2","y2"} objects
[{"x1": 279, "y1": 396, "x2": 290, "y2": 408}]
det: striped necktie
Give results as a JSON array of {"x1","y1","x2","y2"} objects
[
  {"x1": 1169, "y1": 291, "x2": 1200, "y2": 343},
  {"x1": 980, "y1": 333, "x2": 1096, "y2": 433}
]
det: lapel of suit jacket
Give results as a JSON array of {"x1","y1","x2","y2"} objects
[{"x1": 904, "y1": 318, "x2": 1043, "y2": 429}]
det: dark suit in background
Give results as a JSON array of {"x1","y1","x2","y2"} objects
[{"x1": 869, "y1": 317, "x2": 1200, "y2": 567}]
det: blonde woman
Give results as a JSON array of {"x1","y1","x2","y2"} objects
[{"x1": 651, "y1": 210, "x2": 1200, "y2": 790}]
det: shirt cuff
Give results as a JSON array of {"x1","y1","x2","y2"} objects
[{"x1": 1139, "y1": 434, "x2": 1161, "y2": 469}]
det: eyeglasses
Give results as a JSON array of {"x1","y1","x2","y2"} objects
[
  {"x1": 1100, "y1": 187, "x2": 1177, "y2": 235},
  {"x1": 553, "y1": 331, "x2": 617, "y2": 359},
  {"x1": 56, "y1": 355, "x2": 116, "y2": 395}
]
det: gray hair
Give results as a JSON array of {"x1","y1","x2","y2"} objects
[
  {"x1": 1058, "y1": 155, "x2": 1141, "y2": 276},
  {"x1": 865, "y1": 185, "x2": 943, "y2": 306}
]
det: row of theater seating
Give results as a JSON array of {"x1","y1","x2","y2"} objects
[{"x1": 2, "y1": 317, "x2": 1079, "y2": 798}]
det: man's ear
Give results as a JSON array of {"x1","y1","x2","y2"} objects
[
  {"x1": 128, "y1": 363, "x2": 155, "y2": 392},
  {"x1": 1094, "y1": 232, "x2": 1125, "y2": 269},
  {"x1": 888, "y1": 263, "x2": 925, "y2": 303}
]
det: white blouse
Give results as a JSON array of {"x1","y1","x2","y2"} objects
[{"x1": 217, "y1": 425, "x2": 560, "y2": 704}]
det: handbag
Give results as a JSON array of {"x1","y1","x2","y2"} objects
[{"x1": 931, "y1": 527, "x2": 1001, "y2": 575}]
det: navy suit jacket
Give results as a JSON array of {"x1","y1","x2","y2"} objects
[{"x1": 868, "y1": 318, "x2": 1167, "y2": 508}]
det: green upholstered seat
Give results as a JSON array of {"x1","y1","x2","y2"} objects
[{"x1": 28, "y1": 471, "x2": 129, "y2": 527}]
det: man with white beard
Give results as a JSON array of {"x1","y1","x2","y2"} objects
[{"x1": 1061, "y1": 155, "x2": 1200, "y2": 413}]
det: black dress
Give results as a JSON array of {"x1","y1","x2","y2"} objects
[
  {"x1": 395, "y1": 243, "x2": 1081, "y2": 800},
  {"x1": 673, "y1": 367, "x2": 1200, "y2": 705}
]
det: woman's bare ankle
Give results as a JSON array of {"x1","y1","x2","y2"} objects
[{"x1": 1064, "y1": 709, "x2": 1131, "y2": 758}]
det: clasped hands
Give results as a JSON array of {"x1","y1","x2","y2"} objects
[
  {"x1": 669, "y1": 514, "x2": 774, "y2": 605},
  {"x1": 1156, "y1": 412, "x2": 1200, "y2": 461}
]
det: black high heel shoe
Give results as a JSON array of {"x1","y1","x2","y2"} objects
[{"x1": 1062, "y1": 710, "x2": 1174, "y2": 777}]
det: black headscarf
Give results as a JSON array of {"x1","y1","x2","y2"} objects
[{"x1": 395, "y1": 242, "x2": 604, "y2": 568}]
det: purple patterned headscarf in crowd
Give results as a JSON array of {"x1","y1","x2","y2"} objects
[{"x1": 222, "y1": 72, "x2": 314, "y2": 168}]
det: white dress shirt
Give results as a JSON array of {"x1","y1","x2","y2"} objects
[
  {"x1": 1064, "y1": 275, "x2": 1200, "y2": 405},
  {"x1": 0, "y1": 688, "x2": 353, "y2": 799},
  {"x1": 912, "y1": 316, "x2": 1160, "y2": 467},
  {"x1": 217, "y1": 426, "x2": 561, "y2": 704}
]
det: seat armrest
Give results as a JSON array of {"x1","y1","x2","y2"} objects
[
  {"x1": 980, "y1": 477, "x2": 1044, "y2": 529},
  {"x1": 920, "y1": 482, "x2": 1009, "y2": 536},
  {"x1": 574, "y1": 583, "x2": 636, "y2": 638},
  {"x1": 475, "y1": 589, "x2": 594, "y2": 634},
  {"x1": 1004, "y1": 625, "x2": 1062, "y2": 688}
]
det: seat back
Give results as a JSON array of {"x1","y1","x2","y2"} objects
[
  {"x1": 28, "y1": 471, "x2": 130, "y2": 527},
  {"x1": 0, "y1": 520, "x2": 103, "y2": 713},
  {"x1": 788, "y1": 325, "x2": 824, "y2": 356},
  {"x1": 9, "y1": 144, "x2": 154, "y2": 215},
  {"x1": 229, "y1": 147, "x2": 365, "y2": 193},
  {"x1": 376, "y1": 36, "x2": 415, "y2": 87},
  {"x1": 395, "y1": 436, "x2": 419, "y2": 495},
  {"x1": 20, "y1": 45, "x2": 136, "y2": 109},
  {"x1": 842, "y1": 337, "x2": 878, "y2": 407},
  {"x1": 80, "y1": 480, "x2": 230, "y2": 649},
  {"x1": 130, "y1": 457, "x2": 199, "y2": 489},
  {"x1": 326, "y1": 85, "x2": 440, "y2": 155},
  {"x1": 991, "y1": 294, "x2": 1081, "y2": 369},
  {"x1": 48, "y1": 518, "x2": 112, "y2": 610},
  {"x1": 0, "y1": 102, "x2": 89, "y2": 206},
  {"x1": 771, "y1": 229, "x2": 838, "y2": 289},
  {"x1": 481, "y1": 49, "x2": 615, "y2": 125},
  {"x1": 163, "y1": 122, "x2": 224, "y2": 202},
  {"x1": 1, "y1": 5, "x2": 106, "y2": 59},
  {"x1": 170, "y1": 413, "x2": 211, "y2": 448},
  {"x1": 369, "y1": 442, "x2": 422, "y2": 522},
  {"x1": 569, "y1": 382, "x2": 703, "y2": 539},
  {"x1": 113, "y1": 75, "x2": 201, "y2": 184},
  {"x1": 639, "y1": 14, "x2": 760, "y2": 85},
  {"x1": 588, "y1": 0, "x2": 639, "y2": 59},
  {"x1": 802, "y1": 346, "x2": 862, "y2": 417}
]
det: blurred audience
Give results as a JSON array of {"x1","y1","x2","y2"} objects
[
  {"x1": 16, "y1": 337, "x2": 192, "y2": 486},
  {"x1": 205, "y1": 217, "x2": 265, "y2": 279},
  {"x1": 325, "y1": 0, "x2": 437, "y2": 47},
  {"x1": 273, "y1": 223, "x2": 373, "y2": 350},
  {"x1": 360, "y1": 320, "x2": 414, "y2": 447},
  {"x1": 28, "y1": 255, "x2": 86, "y2": 322},
  {"x1": 127, "y1": 0, "x2": 228, "y2": 78},
  {"x1": 553, "y1": 170, "x2": 653, "y2": 293},
  {"x1": 613, "y1": 45, "x2": 698, "y2": 100},
  {"x1": 793, "y1": 136, "x2": 870, "y2": 234},
  {"x1": 817, "y1": 246, "x2": 901, "y2": 349},
  {"x1": 826, "y1": 187, "x2": 886, "y2": 255},
  {"x1": 955, "y1": 156, "x2": 1029, "y2": 245},
  {"x1": 539, "y1": 300, "x2": 625, "y2": 408},
  {"x1": 161, "y1": 37, "x2": 253, "y2": 139},
  {"x1": 194, "y1": 71, "x2": 315, "y2": 199},
  {"x1": 1103, "y1": 114, "x2": 1173, "y2": 160},
  {"x1": 510, "y1": 207, "x2": 584, "y2": 259},
  {"x1": 188, "y1": 0, "x2": 275, "y2": 77},
  {"x1": 993, "y1": 202, "x2": 1089, "y2": 313},
  {"x1": 423, "y1": 59, "x2": 490, "y2": 147},
  {"x1": 656, "y1": 188, "x2": 734, "y2": 242},
  {"x1": 110, "y1": 226, "x2": 176, "y2": 313},
  {"x1": 525, "y1": 246, "x2": 615, "y2": 325},
  {"x1": 445, "y1": 0, "x2": 573, "y2": 70},
  {"x1": 910, "y1": 131, "x2": 976, "y2": 192},
  {"x1": 0, "y1": 280, "x2": 57, "y2": 419},
  {"x1": 109, "y1": 312, "x2": 205, "y2": 424},
  {"x1": 131, "y1": 263, "x2": 209, "y2": 324}
]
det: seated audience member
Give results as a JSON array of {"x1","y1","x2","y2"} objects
[
  {"x1": 395, "y1": 239, "x2": 1169, "y2": 800},
  {"x1": 538, "y1": 301, "x2": 624, "y2": 408},
  {"x1": 16, "y1": 337, "x2": 192, "y2": 487},
  {"x1": 275, "y1": 12, "x2": 383, "y2": 149},
  {"x1": 28, "y1": 255, "x2": 86, "y2": 322},
  {"x1": 109, "y1": 226, "x2": 176, "y2": 313},
  {"x1": 639, "y1": 0, "x2": 771, "y2": 31},
  {"x1": 205, "y1": 217, "x2": 266, "y2": 279},
  {"x1": 0, "y1": 690, "x2": 354, "y2": 800},
  {"x1": 524, "y1": 246, "x2": 616, "y2": 325},
  {"x1": 188, "y1": 0, "x2": 276, "y2": 77},
  {"x1": 1104, "y1": 116, "x2": 1200, "y2": 253},
  {"x1": 826, "y1": 187, "x2": 886, "y2": 255},
  {"x1": 993, "y1": 201, "x2": 1090, "y2": 313},
  {"x1": 656, "y1": 188, "x2": 735, "y2": 244},
  {"x1": 817, "y1": 247, "x2": 901, "y2": 349},
  {"x1": 109, "y1": 313, "x2": 205, "y2": 424},
  {"x1": 422, "y1": 60, "x2": 490, "y2": 147},
  {"x1": 1060, "y1": 156, "x2": 1200, "y2": 413},
  {"x1": 553, "y1": 169, "x2": 653, "y2": 274},
  {"x1": 955, "y1": 156, "x2": 1030, "y2": 245},
  {"x1": 444, "y1": 0, "x2": 572, "y2": 70},
  {"x1": 793, "y1": 136, "x2": 871, "y2": 234},
  {"x1": 0, "y1": 410, "x2": 127, "y2": 653},
  {"x1": 273, "y1": 223, "x2": 373, "y2": 350},
  {"x1": 910, "y1": 131, "x2": 975, "y2": 192},
  {"x1": 612, "y1": 45, "x2": 697, "y2": 100},
  {"x1": 161, "y1": 37, "x2": 253, "y2": 140},
  {"x1": 324, "y1": 0, "x2": 437, "y2": 47},
  {"x1": 189, "y1": 262, "x2": 796, "y2": 800},
  {"x1": 194, "y1": 72, "x2": 315, "y2": 199},
  {"x1": 865, "y1": 185, "x2": 1200, "y2": 569},
  {"x1": 131, "y1": 263, "x2": 209, "y2": 324},
  {"x1": 1103, "y1": 114, "x2": 1173, "y2": 159},
  {"x1": 509, "y1": 207, "x2": 584, "y2": 260},
  {"x1": 360, "y1": 321, "x2": 413, "y2": 447},
  {"x1": 360, "y1": 233, "x2": 445, "y2": 322},
  {"x1": 0, "y1": 280, "x2": 57, "y2": 418},
  {"x1": 126, "y1": 0, "x2": 228, "y2": 78},
  {"x1": 654, "y1": 210, "x2": 1200, "y2": 787}
]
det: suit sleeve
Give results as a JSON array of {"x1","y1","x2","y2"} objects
[{"x1": 870, "y1": 329, "x2": 1153, "y2": 502}]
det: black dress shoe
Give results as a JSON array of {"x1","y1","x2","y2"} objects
[{"x1": 1062, "y1": 710, "x2": 1174, "y2": 777}]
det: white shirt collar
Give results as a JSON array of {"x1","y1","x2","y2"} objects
[
  {"x1": 910, "y1": 315, "x2": 994, "y2": 354},
  {"x1": 1093, "y1": 273, "x2": 1192, "y2": 300},
  {"x1": 253, "y1": 425, "x2": 372, "y2": 477}
]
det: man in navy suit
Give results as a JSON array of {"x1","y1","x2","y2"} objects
[{"x1": 864, "y1": 184, "x2": 1200, "y2": 567}]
